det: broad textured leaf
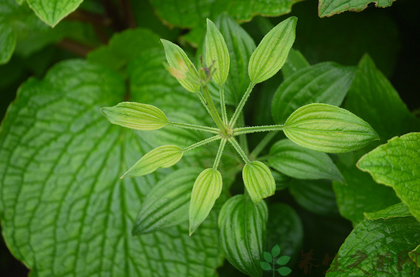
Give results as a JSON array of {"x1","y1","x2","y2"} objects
[
  {"x1": 249, "y1": 17, "x2": 297, "y2": 84},
  {"x1": 121, "y1": 145, "x2": 183, "y2": 178},
  {"x1": 101, "y1": 102, "x2": 169, "y2": 131},
  {"x1": 0, "y1": 60, "x2": 223, "y2": 276},
  {"x1": 243, "y1": 161, "x2": 276, "y2": 203},
  {"x1": 272, "y1": 62, "x2": 356, "y2": 124},
  {"x1": 269, "y1": 139, "x2": 344, "y2": 182},
  {"x1": 333, "y1": 159, "x2": 400, "y2": 225},
  {"x1": 162, "y1": 39, "x2": 200, "y2": 93},
  {"x1": 149, "y1": 0, "x2": 295, "y2": 29},
  {"x1": 266, "y1": 203, "x2": 303, "y2": 264},
  {"x1": 326, "y1": 217, "x2": 420, "y2": 276},
  {"x1": 87, "y1": 28, "x2": 161, "y2": 72},
  {"x1": 132, "y1": 168, "x2": 201, "y2": 235},
  {"x1": 343, "y1": 54, "x2": 419, "y2": 143},
  {"x1": 205, "y1": 19, "x2": 229, "y2": 86},
  {"x1": 364, "y1": 202, "x2": 412, "y2": 221},
  {"x1": 26, "y1": 0, "x2": 83, "y2": 27},
  {"x1": 358, "y1": 133, "x2": 420, "y2": 222},
  {"x1": 290, "y1": 179, "x2": 340, "y2": 216},
  {"x1": 0, "y1": 23, "x2": 15, "y2": 64},
  {"x1": 319, "y1": 0, "x2": 396, "y2": 18},
  {"x1": 281, "y1": 48, "x2": 310, "y2": 79},
  {"x1": 284, "y1": 103, "x2": 379, "y2": 153},
  {"x1": 219, "y1": 195, "x2": 268, "y2": 277},
  {"x1": 189, "y1": 168, "x2": 223, "y2": 235}
]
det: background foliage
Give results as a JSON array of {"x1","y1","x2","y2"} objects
[{"x1": 1, "y1": 0, "x2": 420, "y2": 276}]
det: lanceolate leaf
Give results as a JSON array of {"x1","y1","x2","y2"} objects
[
  {"x1": 0, "y1": 60, "x2": 222, "y2": 276},
  {"x1": 0, "y1": 23, "x2": 16, "y2": 65},
  {"x1": 189, "y1": 168, "x2": 223, "y2": 235},
  {"x1": 206, "y1": 19, "x2": 230, "y2": 86},
  {"x1": 283, "y1": 103, "x2": 379, "y2": 153},
  {"x1": 319, "y1": 0, "x2": 396, "y2": 18},
  {"x1": 326, "y1": 217, "x2": 420, "y2": 276},
  {"x1": 162, "y1": 39, "x2": 200, "y2": 93},
  {"x1": 219, "y1": 195, "x2": 268, "y2": 277},
  {"x1": 272, "y1": 62, "x2": 356, "y2": 124},
  {"x1": 281, "y1": 48, "x2": 310, "y2": 79},
  {"x1": 269, "y1": 139, "x2": 344, "y2": 182},
  {"x1": 132, "y1": 168, "x2": 201, "y2": 235},
  {"x1": 248, "y1": 17, "x2": 297, "y2": 84},
  {"x1": 27, "y1": 0, "x2": 83, "y2": 27},
  {"x1": 358, "y1": 133, "x2": 420, "y2": 222},
  {"x1": 243, "y1": 161, "x2": 276, "y2": 203},
  {"x1": 101, "y1": 102, "x2": 169, "y2": 131},
  {"x1": 120, "y1": 145, "x2": 183, "y2": 178}
]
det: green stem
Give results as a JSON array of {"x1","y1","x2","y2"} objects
[
  {"x1": 213, "y1": 139, "x2": 227, "y2": 169},
  {"x1": 233, "y1": 125, "x2": 283, "y2": 135},
  {"x1": 196, "y1": 92, "x2": 212, "y2": 116},
  {"x1": 229, "y1": 82, "x2": 255, "y2": 127},
  {"x1": 169, "y1": 122, "x2": 220, "y2": 134},
  {"x1": 228, "y1": 137, "x2": 250, "y2": 164},
  {"x1": 182, "y1": 135, "x2": 221, "y2": 152},
  {"x1": 238, "y1": 113, "x2": 249, "y2": 154},
  {"x1": 250, "y1": 131, "x2": 278, "y2": 160},
  {"x1": 219, "y1": 85, "x2": 228, "y2": 125},
  {"x1": 202, "y1": 85, "x2": 228, "y2": 135}
]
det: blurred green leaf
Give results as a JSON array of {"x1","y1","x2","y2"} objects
[
  {"x1": 0, "y1": 23, "x2": 16, "y2": 64},
  {"x1": 319, "y1": 0, "x2": 396, "y2": 18},
  {"x1": 281, "y1": 48, "x2": 310, "y2": 79}
]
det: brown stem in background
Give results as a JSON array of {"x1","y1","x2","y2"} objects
[
  {"x1": 57, "y1": 39, "x2": 94, "y2": 58},
  {"x1": 118, "y1": 0, "x2": 137, "y2": 28},
  {"x1": 66, "y1": 9, "x2": 111, "y2": 26},
  {"x1": 101, "y1": 0, "x2": 125, "y2": 31}
]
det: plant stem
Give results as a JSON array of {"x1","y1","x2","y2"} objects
[
  {"x1": 196, "y1": 92, "x2": 212, "y2": 116},
  {"x1": 250, "y1": 131, "x2": 278, "y2": 160},
  {"x1": 213, "y1": 139, "x2": 227, "y2": 169},
  {"x1": 202, "y1": 85, "x2": 228, "y2": 135},
  {"x1": 182, "y1": 135, "x2": 221, "y2": 152},
  {"x1": 228, "y1": 137, "x2": 250, "y2": 164},
  {"x1": 219, "y1": 85, "x2": 228, "y2": 125},
  {"x1": 229, "y1": 82, "x2": 255, "y2": 127},
  {"x1": 169, "y1": 122, "x2": 220, "y2": 134},
  {"x1": 238, "y1": 113, "x2": 249, "y2": 154},
  {"x1": 234, "y1": 125, "x2": 283, "y2": 135},
  {"x1": 57, "y1": 39, "x2": 94, "y2": 58}
]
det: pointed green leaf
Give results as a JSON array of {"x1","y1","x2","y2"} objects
[
  {"x1": 132, "y1": 168, "x2": 200, "y2": 235},
  {"x1": 121, "y1": 145, "x2": 183, "y2": 178},
  {"x1": 189, "y1": 168, "x2": 223, "y2": 235},
  {"x1": 26, "y1": 0, "x2": 83, "y2": 27},
  {"x1": 271, "y1": 244, "x2": 281, "y2": 258},
  {"x1": 206, "y1": 19, "x2": 230, "y2": 86},
  {"x1": 0, "y1": 23, "x2": 16, "y2": 65},
  {"x1": 264, "y1": 252, "x2": 272, "y2": 262},
  {"x1": 343, "y1": 54, "x2": 420, "y2": 143},
  {"x1": 284, "y1": 103, "x2": 379, "y2": 153},
  {"x1": 101, "y1": 102, "x2": 169, "y2": 131},
  {"x1": 249, "y1": 17, "x2": 297, "y2": 84},
  {"x1": 161, "y1": 39, "x2": 200, "y2": 93},
  {"x1": 260, "y1": 262, "x2": 272, "y2": 271},
  {"x1": 281, "y1": 48, "x2": 310, "y2": 79},
  {"x1": 319, "y1": 0, "x2": 396, "y2": 18},
  {"x1": 277, "y1": 256, "x2": 291, "y2": 266},
  {"x1": 272, "y1": 62, "x2": 356, "y2": 124},
  {"x1": 364, "y1": 202, "x2": 412, "y2": 221},
  {"x1": 219, "y1": 195, "x2": 268, "y2": 277},
  {"x1": 326, "y1": 217, "x2": 420, "y2": 276},
  {"x1": 243, "y1": 161, "x2": 276, "y2": 203},
  {"x1": 290, "y1": 179, "x2": 340, "y2": 216},
  {"x1": 278, "y1": 267, "x2": 292, "y2": 276},
  {"x1": 358, "y1": 133, "x2": 420, "y2": 222},
  {"x1": 269, "y1": 139, "x2": 344, "y2": 182}
]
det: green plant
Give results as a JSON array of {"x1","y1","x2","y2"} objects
[{"x1": 1, "y1": 0, "x2": 420, "y2": 277}]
